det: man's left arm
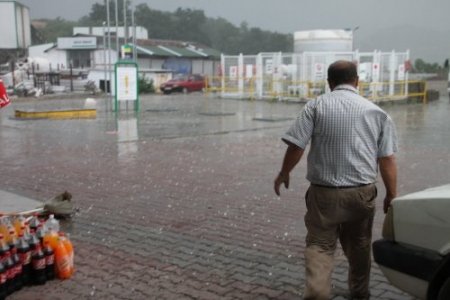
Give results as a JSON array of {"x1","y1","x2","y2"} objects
[
  {"x1": 378, "y1": 115, "x2": 399, "y2": 213},
  {"x1": 379, "y1": 155, "x2": 398, "y2": 213}
]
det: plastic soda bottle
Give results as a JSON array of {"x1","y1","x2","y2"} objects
[
  {"x1": 0, "y1": 235, "x2": 12, "y2": 296},
  {"x1": 43, "y1": 242, "x2": 55, "y2": 280},
  {"x1": 31, "y1": 244, "x2": 46, "y2": 285},
  {"x1": 0, "y1": 261, "x2": 7, "y2": 300},
  {"x1": 0, "y1": 216, "x2": 10, "y2": 241},
  {"x1": 28, "y1": 230, "x2": 40, "y2": 257},
  {"x1": 59, "y1": 233, "x2": 74, "y2": 275},
  {"x1": 17, "y1": 233, "x2": 31, "y2": 286},
  {"x1": 4, "y1": 226, "x2": 16, "y2": 245},
  {"x1": 21, "y1": 225, "x2": 31, "y2": 244},
  {"x1": 44, "y1": 215, "x2": 59, "y2": 233},
  {"x1": 35, "y1": 224, "x2": 46, "y2": 245},
  {"x1": 8, "y1": 231, "x2": 22, "y2": 292},
  {"x1": 54, "y1": 238, "x2": 71, "y2": 279},
  {"x1": 43, "y1": 228, "x2": 59, "y2": 250},
  {"x1": 13, "y1": 216, "x2": 26, "y2": 236},
  {"x1": 29, "y1": 214, "x2": 40, "y2": 232},
  {"x1": 3, "y1": 252, "x2": 14, "y2": 296}
]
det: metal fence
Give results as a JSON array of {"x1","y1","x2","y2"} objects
[{"x1": 214, "y1": 50, "x2": 421, "y2": 102}]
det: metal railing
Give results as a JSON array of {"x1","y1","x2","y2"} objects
[{"x1": 204, "y1": 76, "x2": 427, "y2": 103}]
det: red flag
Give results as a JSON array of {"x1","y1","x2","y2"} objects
[{"x1": 0, "y1": 80, "x2": 11, "y2": 108}]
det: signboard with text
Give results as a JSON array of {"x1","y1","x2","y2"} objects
[
  {"x1": 314, "y1": 63, "x2": 325, "y2": 81},
  {"x1": 229, "y1": 66, "x2": 238, "y2": 79},
  {"x1": 114, "y1": 61, "x2": 139, "y2": 112},
  {"x1": 398, "y1": 64, "x2": 406, "y2": 80},
  {"x1": 57, "y1": 37, "x2": 97, "y2": 49},
  {"x1": 372, "y1": 63, "x2": 381, "y2": 82}
]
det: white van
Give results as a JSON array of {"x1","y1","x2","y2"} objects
[{"x1": 373, "y1": 184, "x2": 450, "y2": 300}]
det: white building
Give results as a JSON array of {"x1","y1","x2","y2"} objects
[
  {"x1": 0, "y1": 0, "x2": 31, "y2": 50},
  {"x1": 28, "y1": 34, "x2": 222, "y2": 93}
]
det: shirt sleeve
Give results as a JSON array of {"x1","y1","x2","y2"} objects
[
  {"x1": 281, "y1": 101, "x2": 315, "y2": 149},
  {"x1": 377, "y1": 115, "x2": 398, "y2": 157}
]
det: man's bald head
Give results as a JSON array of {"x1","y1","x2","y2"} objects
[{"x1": 327, "y1": 60, "x2": 358, "y2": 90}]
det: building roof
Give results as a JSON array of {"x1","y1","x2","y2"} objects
[
  {"x1": 31, "y1": 34, "x2": 223, "y2": 60},
  {"x1": 132, "y1": 43, "x2": 221, "y2": 59}
]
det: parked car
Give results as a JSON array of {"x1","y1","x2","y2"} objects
[
  {"x1": 373, "y1": 184, "x2": 450, "y2": 300},
  {"x1": 0, "y1": 79, "x2": 11, "y2": 108},
  {"x1": 160, "y1": 74, "x2": 205, "y2": 94}
]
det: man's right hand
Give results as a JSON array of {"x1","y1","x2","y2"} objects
[
  {"x1": 274, "y1": 172, "x2": 289, "y2": 196},
  {"x1": 383, "y1": 194, "x2": 396, "y2": 214}
]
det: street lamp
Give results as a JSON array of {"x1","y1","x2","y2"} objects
[{"x1": 352, "y1": 26, "x2": 360, "y2": 51}]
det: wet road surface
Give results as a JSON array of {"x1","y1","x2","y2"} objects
[{"x1": 2, "y1": 84, "x2": 449, "y2": 299}]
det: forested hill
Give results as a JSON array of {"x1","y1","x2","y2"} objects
[{"x1": 34, "y1": 1, "x2": 293, "y2": 55}]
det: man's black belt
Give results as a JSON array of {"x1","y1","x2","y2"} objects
[{"x1": 311, "y1": 183, "x2": 373, "y2": 189}]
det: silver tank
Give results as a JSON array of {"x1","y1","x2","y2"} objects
[{"x1": 294, "y1": 29, "x2": 353, "y2": 52}]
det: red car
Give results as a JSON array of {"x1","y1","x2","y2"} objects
[
  {"x1": 0, "y1": 79, "x2": 11, "y2": 108},
  {"x1": 160, "y1": 74, "x2": 205, "y2": 94}
]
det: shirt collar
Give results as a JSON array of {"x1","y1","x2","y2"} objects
[{"x1": 333, "y1": 84, "x2": 359, "y2": 94}]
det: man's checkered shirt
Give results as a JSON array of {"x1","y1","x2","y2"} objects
[{"x1": 282, "y1": 84, "x2": 398, "y2": 187}]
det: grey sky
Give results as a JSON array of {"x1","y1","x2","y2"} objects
[{"x1": 19, "y1": 0, "x2": 450, "y2": 62}]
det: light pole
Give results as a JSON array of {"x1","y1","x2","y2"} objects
[
  {"x1": 106, "y1": 0, "x2": 113, "y2": 107},
  {"x1": 123, "y1": 0, "x2": 128, "y2": 43},
  {"x1": 352, "y1": 26, "x2": 360, "y2": 51},
  {"x1": 131, "y1": 2, "x2": 136, "y2": 61},
  {"x1": 103, "y1": 21, "x2": 107, "y2": 93}
]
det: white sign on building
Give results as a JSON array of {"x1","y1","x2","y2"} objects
[{"x1": 57, "y1": 37, "x2": 97, "y2": 50}]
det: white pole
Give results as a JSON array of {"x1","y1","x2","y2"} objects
[
  {"x1": 238, "y1": 53, "x2": 244, "y2": 98},
  {"x1": 106, "y1": 0, "x2": 112, "y2": 102},
  {"x1": 352, "y1": 26, "x2": 360, "y2": 51},
  {"x1": 220, "y1": 54, "x2": 225, "y2": 97},
  {"x1": 256, "y1": 53, "x2": 263, "y2": 99},
  {"x1": 123, "y1": 0, "x2": 128, "y2": 43},
  {"x1": 389, "y1": 50, "x2": 396, "y2": 96},
  {"x1": 132, "y1": 2, "x2": 136, "y2": 61},
  {"x1": 405, "y1": 49, "x2": 410, "y2": 97},
  {"x1": 115, "y1": 0, "x2": 119, "y2": 59},
  {"x1": 103, "y1": 22, "x2": 107, "y2": 93}
]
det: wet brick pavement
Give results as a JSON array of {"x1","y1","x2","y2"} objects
[{"x1": 2, "y1": 85, "x2": 449, "y2": 299}]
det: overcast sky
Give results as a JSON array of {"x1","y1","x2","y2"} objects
[{"x1": 19, "y1": 0, "x2": 450, "y2": 62}]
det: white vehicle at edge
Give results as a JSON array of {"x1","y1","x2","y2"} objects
[
  {"x1": 373, "y1": 184, "x2": 450, "y2": 300},
  {"x1": 448, "y1": 72, "x2": 450, "y2": 96}
]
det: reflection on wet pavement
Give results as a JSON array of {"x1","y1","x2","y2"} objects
[{"x1": 1, "y1": 85, "x2": 449, "y2": 299}]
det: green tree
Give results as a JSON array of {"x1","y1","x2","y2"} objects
[
  {"x1": 36, "y1": 18, "x2": 77, "y2": 43},
  {"x1": 36, "y1": 1, "x2": 293, "y2": 55},
  {"x1": 134, "y1": 4, "x2": 175, "y2": 39},
  {"x1": 79, "y1": 0, "x2": 131, "y2": 26}
]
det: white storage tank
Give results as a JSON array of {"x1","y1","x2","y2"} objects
[
  {"x1": 294, "y1": 29, "x2": 353, "y2": 53},
  {"x1": 0, "y1": 1, "x2": 31, "y2": 49}
]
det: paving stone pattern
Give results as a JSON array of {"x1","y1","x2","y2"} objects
[{"x1": 2, "y1": 92, "x2": 446, "y2": 299}]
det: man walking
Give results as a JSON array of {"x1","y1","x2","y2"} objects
[{"x1": 274, "y1": 61, "x2": 398, "y2": 299}]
